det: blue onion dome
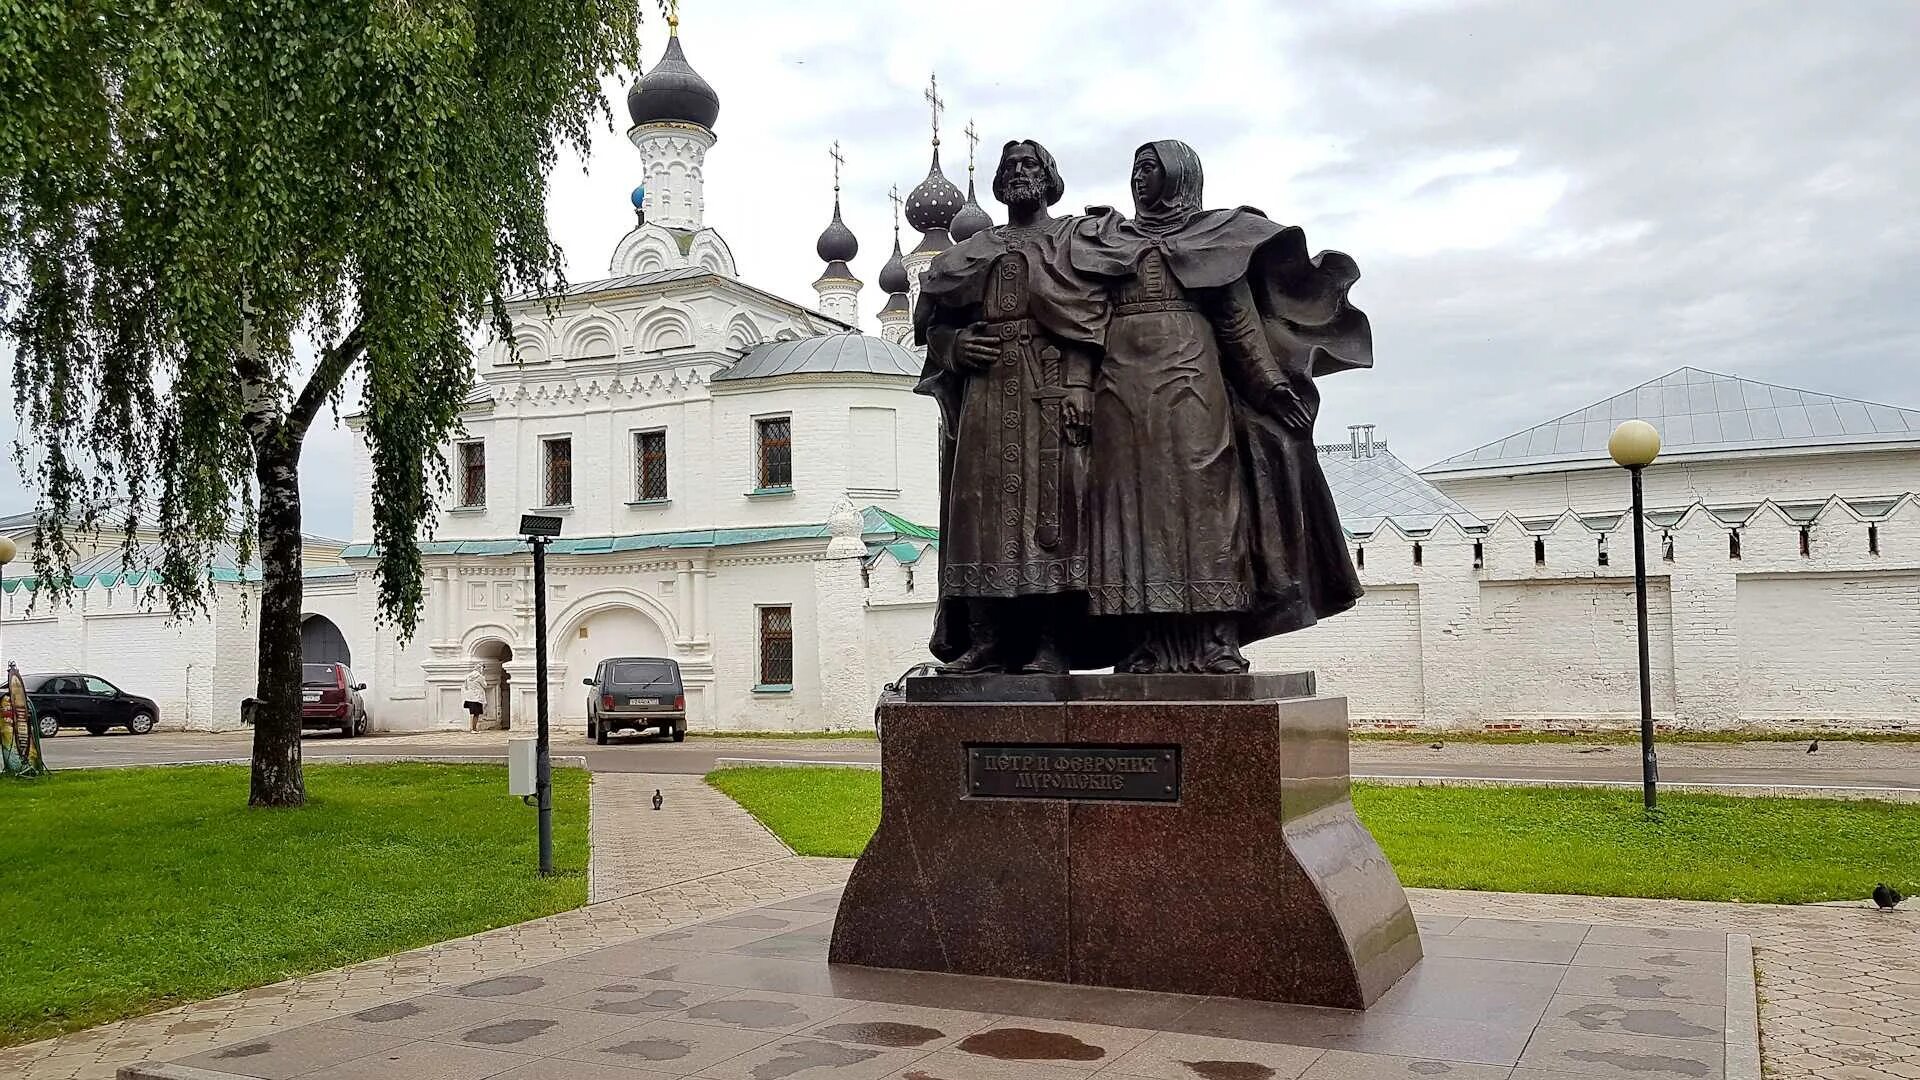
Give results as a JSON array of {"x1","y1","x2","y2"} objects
[
  {"x1": 627, "y1": 35, "x2": 720, "y2": 130},
  {"x1": 815, "y1": 197, "x2": 859, "y2": 263},
  {"x1": 949, "y1": 176, "x2": 992, "y2": 242},
  {"x1": 905, "y1": 147, "x2": 964, "y2": 234},
  {"x1": 877, "y1": 234, "x2": 909, "y2": 294},
  {"x1": 629, "y1": 184, "x2": 647, "y2": 210}
]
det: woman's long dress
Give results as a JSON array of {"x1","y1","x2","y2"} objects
[{"x1": 1087, "y1": 246, "x2": 1254, "y2": 618}]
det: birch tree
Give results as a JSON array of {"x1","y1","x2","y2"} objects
[{"x1": 0, "y1": 0, "x2": 642, "y2": 804}]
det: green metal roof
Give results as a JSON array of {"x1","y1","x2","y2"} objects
[
  {"x1": 338, "y1": 507, "x2": 938, "y2": 561},
  {"x1": 880, "y1": 541, "x2": 928, "y2": 564},
  {"x1": 1, "y1": 508, "x2": 943, "y2": 590},
  {"x1": 2, "y1": 540, "x2": 262, "y2": 593},
  {"x1": 862, "y1": 507, "x2": 938, "y2": 540}
]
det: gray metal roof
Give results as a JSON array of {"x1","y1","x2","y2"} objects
[
  {"x1": 1321, "y1": 444, "x2": 1486, "y2": 536},
  {"x1": 553, "y1": 267, "x2": 709, "y2": 297},
  {"x1": 714, "y1": 333, "x2": 920, "y2": 382},
  {"x1": 1424, "y1": 366, "x2": 1920, "y2": 476}
]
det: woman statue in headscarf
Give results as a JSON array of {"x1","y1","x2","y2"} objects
[{"x1": 1071, "y1": 139, "x2": 1372, "y2": 673}]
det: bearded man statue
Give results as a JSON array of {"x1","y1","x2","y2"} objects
[{"x1": 913, "y1": 140, "x2": 1108, "y2": 674}]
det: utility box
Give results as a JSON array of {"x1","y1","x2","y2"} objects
[{"x1": 507, "y1": 737, "x2": 536, "y2": 796}]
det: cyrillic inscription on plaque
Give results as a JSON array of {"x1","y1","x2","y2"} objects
[{"x1": 967, "y1": 745, "x2": 1180, "y2": 801}]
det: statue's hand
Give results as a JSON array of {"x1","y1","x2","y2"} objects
[
  {"x1": 1063, "y1": 387, "x2": 1093, "y2": 445},
  {"x1": 955, "y1": 325, "x2": 998, "y2": 371},
  {"x1": 1268, "y1": 384, "x2": 1315, "y2": 432}
]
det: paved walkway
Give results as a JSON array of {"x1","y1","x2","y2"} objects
[
  {"x1": 1408, "y1": 891, "x2": 1920, "y2": 1080},
  {"x1": 588, "y1": 773, "x2": 793, "y2": 903},
  {"x1": 4, "y1": 771, "x2": 1915, "y2": 1080}
]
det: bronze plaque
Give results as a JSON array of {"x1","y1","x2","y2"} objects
[{"x1": 967, "y1": 744, "x2": 1180, "y2": 802}]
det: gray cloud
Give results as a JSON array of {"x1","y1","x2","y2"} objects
[{"x1": 6, "y1": 0, "x2": 1915, "y2": 533}]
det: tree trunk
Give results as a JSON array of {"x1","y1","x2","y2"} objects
[{"x1": 250, "y1": 428, "x2": 307, "y2": 807}]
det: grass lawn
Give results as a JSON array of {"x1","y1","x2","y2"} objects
[
  {"x1": 0, "y1": 763, "x2": 588, "y2": 1049},
  {"x1": 707, "y1": 766, "x2": 1919, "y2": 905},
  {"x1": 1352, "y1": 729, "x2": 1920, "y2": 745}
]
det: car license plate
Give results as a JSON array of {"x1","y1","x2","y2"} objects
[
  {"x1": 302, "y1": 690, "x2": 322, "y2": 702},
  {"x1": 628, "y1": 697, "x2": 660, "y2": 707}
]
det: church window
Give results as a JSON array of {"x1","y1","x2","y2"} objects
[
  {"x1": 542, "y1": 437, "x2": 573, "y2": 507},
  {"x1": 756, "y1": 416, "x2": 793, "y2": 490},
  {"x1": 457, "y1": 441, "x2": 486, "y2": 507},
  {"x1": 635, "y1": 429, "x2": 668, "y2": 501},
  {"x1": 757, "y1": 605, "x2": 794, "y2": 687}
]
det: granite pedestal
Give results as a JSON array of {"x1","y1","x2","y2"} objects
[{"x1": 828, "y1": 674, "x2": 1423, "y2": 1009}]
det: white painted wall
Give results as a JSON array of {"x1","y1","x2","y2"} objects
[
  {"x1": 1430, "y1": 447, "x2": 1920, "y2": 520},
  {"x1": 1736, "y1": 571, "x2": 1920, "y2": 724},
  {"x1": 1245, "y1": 585, "x2": 1424, "y2": 722},
  {"x1": 0, "y1": 581, "x2": 247, "y2": 731},
  {"x1": 9, "y1": 492, "x2": 1916, "y2": 733}
]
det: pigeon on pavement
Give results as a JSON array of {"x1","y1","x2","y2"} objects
[
  {"x1": 652, "y1": 788, "x2": 663, "y2": 811},
  {"x1": 1808, "y1": 740, "x2": 1819, "y2": 753},
  {"x1": 1873, "y1": 883, "x2": 1903, "y2": 910}
]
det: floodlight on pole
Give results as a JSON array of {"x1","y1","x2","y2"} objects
[
  {"x1": 520, "y1": 513, "x2": 561, "y2": 874},
  {"x1": 1609, "y1": 419, "x2": 1662, "y2": 810}
]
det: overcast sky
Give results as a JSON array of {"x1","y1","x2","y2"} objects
[{"x1": 5, "y1": 0, "x2": 1917, "y2": 538}]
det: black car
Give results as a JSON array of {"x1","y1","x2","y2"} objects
[
  {"x1": 585, "y1": 657, "x2": 686, "y2": 744},
  {"x1": 25, "y1": 673, "x2": 159, "y2": 737},
  {"x1": 874, "y1": 662, "x2": 939, "y2": 741}
]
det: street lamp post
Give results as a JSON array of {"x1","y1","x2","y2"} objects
[
  {"x1": 520, "y1": 513, "x2": 564, "y2": 876},
  {"x1": 0, "y1": 535, "x2": 15, "y2": 666},
  {"x1": 1608, "y1": 420, "x2": 1662, "y2": 810}
]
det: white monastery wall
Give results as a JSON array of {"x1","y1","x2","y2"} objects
[
  {"x1": 1432, "y1": 447, "x2": 1920, "y2": 520},
  {"x1": 1243, "y1": 585, "x2": 1424, "y2": 722},
  {"x1": 1474, "y1": 578, "x2": 1676, "y2": 723},
  {"x1": 1, "y1": 582, "x2": 237, "y2": 731},
  {"x1": 1735, "y1": 571, "x2": 1920, "y2": 723},
  {"x1": 6, "y1": 492, "x2": 1913, "y2": 732},
  {"x1": 1252, "y1": 494, "x2": 1920, "y2": 730}
]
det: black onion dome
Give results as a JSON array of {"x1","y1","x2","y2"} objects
[
  {"x1": 949, "y1": 176, "x2": 992, "y2": 242},
  {"x1": 904, "y1": 147, "x2": 964, "y2": 234},
  {"x1": 815, "y1": 197, "x2": 858, "y2": 263},
  {"x1": 627, "y1": 35, "x2": 719, "y2": 130},
  {"x1": 879, "y1": 291, "x2": 911, "y2": 315},
  {"x1": 910, "y1": 227, "x2": 951, "y2": 256},
  {"x1": 877, "y1": 235, "x2": 909, "y2": 294}
]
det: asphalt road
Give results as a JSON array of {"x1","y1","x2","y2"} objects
[
  {"x1": 36, "y1": 729, "x2": 866, "y2": 776},
  {"x1": 37, "y1": 729, "x2": 1920, "y2": 796}
]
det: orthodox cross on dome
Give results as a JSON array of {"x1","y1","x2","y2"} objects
[
  {"x1": 924, "y1": 71, "x2": 945, "y2": 147},
  {"x1": 659, "y1": 0, "x2": 679, "y2": 35},
  {"x1": 964, "y1": 119, "x2": 979, "y2": 179},
  {"x1": 888, "y1": 184, "x2": 903, "y2": 237},
  {"x1": 829, "y1": 140, "x2": 845, "y2": 193}
]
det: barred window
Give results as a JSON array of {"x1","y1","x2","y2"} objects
[
  {"x1": 635, "y1": 430, "x2": 668, "y2": 501},
  {"x1": 543, "y1": 437, "x2": 572, "y2": 507},
  {"x1": 458, "y1": 441, "x2": 486, "y2": 507},
  {"x1": 756, "y1": 416, "x2": 792, "y2": 490},
  {"x1": 758, "y1": 606, "x2": 793, "y2": 687}
]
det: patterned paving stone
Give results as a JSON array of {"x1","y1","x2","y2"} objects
[{"x1": 6, "y1": 769, "x2": 1914, "y2": 1080}]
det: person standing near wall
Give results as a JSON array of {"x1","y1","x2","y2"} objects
[{"x1": 462, "y1": 666, "x2": 487, "y2": 732}]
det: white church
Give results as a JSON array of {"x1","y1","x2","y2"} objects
[{"x1": 5, "y1": 28, "x2": 1918, "y2": 734}]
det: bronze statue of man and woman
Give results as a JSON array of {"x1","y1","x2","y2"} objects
[{"x1": 915, "y1": 138, "x2": 1373, "y2": 675}]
